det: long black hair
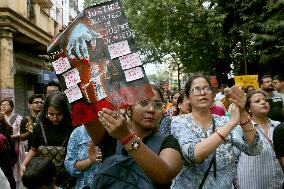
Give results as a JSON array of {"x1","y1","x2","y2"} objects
[{"x1": 40, "y1": 92, "x2": 72, "y2": 128}]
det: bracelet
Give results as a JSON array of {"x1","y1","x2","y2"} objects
[
  {"x1": 242, "y1": 125, "x2": 255, "y2": 132},
  {"x1": 216, "y1": 129, "x2": 225, "y2": 141},
  {"x1": 120, "y1": 132, "x2": 135, "y2": 145},
  {"x1": 239, "y1": 117, "x2": 251, "y2": 126}
]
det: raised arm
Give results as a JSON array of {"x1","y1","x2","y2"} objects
[
  {"x1": 171, "y1": 104, "x2": 240, "y2": 164},
  {"x1": 20, "y1": 147, "x2": 37, "y2": 176},
  {"x1": 0, "y1": 111, "x2": 13, "y2": 133},
  {"x1": 193, "y1": 106, "x2": 240, "y2": 163},
  {"x1": 65, "y1": 129, "x2": 99, "y2": 176},
  {"x1": 98, "y1": 108, "x2": 182, "y2": 184},
  {"x1": 229, "y1": 86, "x2": 257, "y2": 145}
]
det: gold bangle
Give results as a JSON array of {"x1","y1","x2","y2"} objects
[
  {"x1": 242, "y1": 125, "x2": 255, "y2": 132},
  {"x1": 216, "y1": 129, "x2": 225, "y2": 141}
]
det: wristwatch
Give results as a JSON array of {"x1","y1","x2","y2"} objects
[{"x1": 125, "y1": 138, "x2": 141, "y2": 153}]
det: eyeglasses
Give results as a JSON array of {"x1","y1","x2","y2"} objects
[
  {"x1": 33, "y1": 101, "x2": 44, "y2": 105},
  {"x1": 0, "y1": 103, "x2": 10, "y2": 107},
  {"x1": 47, "y1": 113, "x2": 64, "y2": 119},
  {"x1": 190, "y1": 86, "x2": 212, "y2": 96},
  {"x1": 137, "y1": 100, "x2": 164, "y2": 110}
]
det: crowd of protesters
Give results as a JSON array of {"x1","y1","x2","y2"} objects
[{"x1": 0, "y1": 73, "x2": 283, "y2": 189}]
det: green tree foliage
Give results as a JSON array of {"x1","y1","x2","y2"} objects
[
  {"x1": 122, "y1": 0, "x2": 284, "y2": 81},
  {"x1": 215, "y1": 0, "x2": 284, "y2": 75},
  {"x1": 122, "y1": 0, "x2": 232, "y2": 82},
  {"x1": 83, "y1": 0, "x2": 283, "y2": 82}
]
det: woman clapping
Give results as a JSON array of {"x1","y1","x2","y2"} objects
[
  {"x1": 237, "y1": 91, "x2": 284, "y2": 189},
  {"x1": 171, "y1": 73, "x2": 262, "y2": 189}
]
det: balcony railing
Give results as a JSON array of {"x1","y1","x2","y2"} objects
[{"x1": 33, "y1": 0, "x2": 53, "y2": 9}]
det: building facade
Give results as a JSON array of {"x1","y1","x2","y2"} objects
[{"x1": 0, "y1": 0, "x2": 79, "y2": 116}]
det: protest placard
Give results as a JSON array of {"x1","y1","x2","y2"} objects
[
  {"x1": 47, "y1": 0, "x2": 153, "y2": 125},
  {"x1": 234, "y1": 75, "x2": 259, "y2": 90},
  {"x1": 119, "y1": 53, "x2": 142, "y2": 70}
]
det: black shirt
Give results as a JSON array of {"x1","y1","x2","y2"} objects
[
  {"x1": 273, "y1": 122, "x2": 284, "y2": 158},
  {"x1": 98, "y1": 133, "x2": 181, "y2": 189},
  {"x1": 32, "y1": 122, "x2": 73, "y2": 149},
  {"x1": 267, "y1": 95, "x2": 284, "y2": 122},
  {"x1": 20, "y1": 115, "x2": 37, "y2": 151}
]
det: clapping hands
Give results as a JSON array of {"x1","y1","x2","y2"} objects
[
  {"x1": 88, "y1": 141, "x2": 102, "y2": 163},
  {"x1": 26, "y1": 121, "x2": 33, "y2": 133}
]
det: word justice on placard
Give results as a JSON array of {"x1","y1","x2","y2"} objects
[{"x1": 86, "y1": 2, "x2": 121, "y2": 18}]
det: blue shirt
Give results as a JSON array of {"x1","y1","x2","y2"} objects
[
  {"x1": 64, "y1": 126, "x2": 97, "y2": 188},
  {"x1": 160, "y1": 116, "x2": 172, "y2": 134},
  {"x1": 170, "y1": 114, "x2": 263, "y2": 189}
]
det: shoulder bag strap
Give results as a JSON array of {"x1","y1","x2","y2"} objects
[
  {"x1": 61, "y1": 136, "x2": 69, "y2": 147},
  {"x1": 39, "y1": 122, "x2": 68, "y2": 147},
  {"x1": 199, "y1": 157, "x2": 215, "y2": 189},
  {"x1": 212, "y1": 118, "x2": 217, "y2": 178},
  {"x1": 145, "y1": 132, "x2": 168, "y2": 154},
  {"x1": 9, "y1": 114, "x2": 18, "y2": 126},
  {"x1": 199, "y1": 117, "x2": 217, "y2": 189},
  {"x1": 39, "y1": 122, "x2": 48, "y2": 146}
]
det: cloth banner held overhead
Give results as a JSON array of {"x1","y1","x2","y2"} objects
[{"x1": 47, "y1": 0, "x2": 153, "y2": 126}]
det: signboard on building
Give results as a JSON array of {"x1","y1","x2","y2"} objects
[
  {"x1": 0, "y1": 89, "x2": 14, "y2": 100},
  {"x1": 41, "y1": 70, "x2": 59, "y2": 84}
]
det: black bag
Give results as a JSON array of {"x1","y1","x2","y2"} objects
[
  {"x1": 37, "y1": 123, "x2": 74, "y2": 188},
  {"x1": 91, "y1": 133, "x2": 167, "y2": 189}
]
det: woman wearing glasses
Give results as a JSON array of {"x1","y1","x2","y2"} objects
[
  {"x1": 20, "y1": 92, "x2": 73, "y2": 188},
  {"x1": 93, "y1": 85, "x2": 182, "y2": 188},
  {"x1": 0, "y1": 99, "x2": 24, "y2": 189},
  {"x1": 170, "y1": 73, "x2": 263, "y2": 189}
]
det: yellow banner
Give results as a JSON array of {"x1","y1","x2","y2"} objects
[{"x1": 234, "y1": 75, "x2": 259, "y2": 90}]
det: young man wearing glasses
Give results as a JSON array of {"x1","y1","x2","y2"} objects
[{"x1": 20, "y1": 94, "x2": 44, "y2": 152}]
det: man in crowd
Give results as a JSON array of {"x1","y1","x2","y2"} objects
[
  {"x1": 44, "y1": 81, "x2": 62, "y2": 97},
  {"x1": 273, "y1": 122, "x2": 284, "y2": 173},
  {"x1": 273, "y1": 74, "x2": 284, "y2": 103},
  {"x1": 20, "y1": 94, "x2": 44, "y2": 152},
  {"x1": 214, "y1": 84, "x2": 228, "y2": 101},
  {"x1": 259, "y1": 74, "x2": 284, "y2": 122}
]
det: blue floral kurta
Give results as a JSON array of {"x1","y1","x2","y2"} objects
[
  {"x1": 64, "y1": 126, "x2": 97, "y2": 188},
  {"x1": 170, "y1": 114, "x2": 263, "y2": 189}
]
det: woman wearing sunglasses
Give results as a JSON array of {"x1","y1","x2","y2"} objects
[
  {"x1": 92, "y1": 85, "x2": 182, "y2": 188},
  {"x1": 170, "y1": 73, "x2": 263, "y2": 189}
]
